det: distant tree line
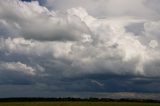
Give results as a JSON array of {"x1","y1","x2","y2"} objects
[{"x1": 0, "y1": 97, "x2": 160, "y2": 103}]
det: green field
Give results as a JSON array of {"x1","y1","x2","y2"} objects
[{"x1": 0, "y1": 102, "x2": 160, "y2": 106}]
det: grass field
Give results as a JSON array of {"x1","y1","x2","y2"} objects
[{"x1": 0, "y1": 102, "x2": 160, "y2": 106}]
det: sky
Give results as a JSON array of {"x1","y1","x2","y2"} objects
[{"x1": 0, "y1": 0, "x2": 160, "y2": 99}]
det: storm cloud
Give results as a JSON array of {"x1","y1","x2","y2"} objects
[{"x1": 0, "y1": 0, "x2": 160, "y2": 98}]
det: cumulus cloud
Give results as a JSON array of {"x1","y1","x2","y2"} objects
[
  {"x1": 0, "y1": 0, "x2": 160, "y2": 97},
  {"x1": 0, "y1": 0, "x2": 160, "y2": 77},
  {"x1": 0, "y1": 0, "x2": 90, "y2": 41},
  {"x1": 0, "y1": 61, "x2": 36, "y2": 75}
]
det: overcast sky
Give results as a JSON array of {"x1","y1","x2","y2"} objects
[{"x1": 0, "y1": 0, "x2": 160, "y2": 99}]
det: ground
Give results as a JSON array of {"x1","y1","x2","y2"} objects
[{"x1": 0, "y1": 102, "x2": 160, "y2": 106}]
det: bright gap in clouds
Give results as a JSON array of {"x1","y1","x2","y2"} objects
[{"x1": 0, "y1": 0, "x2": 160, "y2": 98}]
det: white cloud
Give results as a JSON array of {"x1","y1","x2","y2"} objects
[
  {"x1": 0, "y1": 0, "x2": 160, "y2": 79},
  {"x1": 149, "y1": 40, "x2": 158, "y2": 48},
  {"x1": 0, "y1": 61, "x2": 36, "y2": 75},
  {"x1": 0, "y1": 0, "x2": 90, "y2": 41}
]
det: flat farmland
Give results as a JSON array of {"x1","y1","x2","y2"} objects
[{"x1": 0, "y1": 102, "x2": 160, "y2": 106}]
